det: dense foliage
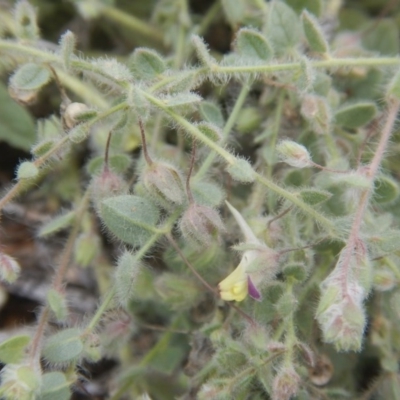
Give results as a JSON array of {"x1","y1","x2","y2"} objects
[{"x1": 1, "y1": 0, "x2": 400, "y2": 399}]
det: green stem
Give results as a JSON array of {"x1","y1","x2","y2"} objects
[
  {"x1": 100, "y1": 6, "x2": 165, "y2": 47},
  {"x1": 214, "y1": 57, "x2": 400, "y2": 75},
  {"x1": 194, "y1": 1, "x2": 221, "y2": 36},
  {"x1": 195, "y1": 80, "x2": 252, "y2": 180}
]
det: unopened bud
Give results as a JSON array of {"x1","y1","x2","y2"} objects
[
  {"x1": 63, "y1": 102, "x2": 90, "y2": 129},
  {"x1": 142, "y1": 161, "x2": 185, "y2": 205},
  {"x1": 179, "y1": 203, "x2": 225, "y2": 247},
  {"x1": 300, "y1": 94, "x2": 331, "y2": 135},
  {"x1": 91, "y1": 169, "x2": 127, "y2": 207},
  {"x1": 272, "y1": 366, "x2": 301, "y2": 400},
  {"x1": 16, "y1": 161, "x2": 39, "y2": 180},
  {"x1": 0, "y1": 252, "x2": 21, "y2": 283},
  {"x1": 277, "y1": 140, "x2": 311, "y2": 168}
]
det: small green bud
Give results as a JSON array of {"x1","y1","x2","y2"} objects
[
  {"x1": 17, "y1": 161, "x2": 38, "y2": 180},
  {"x1": 142, "y1": 161, "x2": 185, "y2": 205},
  {"x1": 277, "y1": 140, "x2": 311, "y2": 168},
  {"x1": 179, "y1": 203, "x2": 225, "y2": 247},
  {"x1": 0, "y1": 252, "x2": 21, "y2": 283}
]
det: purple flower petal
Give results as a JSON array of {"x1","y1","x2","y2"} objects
[{"x1": 248, "y1": 276, "x2": 262, "y2": 301}]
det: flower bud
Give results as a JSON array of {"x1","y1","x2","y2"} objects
[
  {"x1": 272, "y1": 366, "x2": 301, "y2": 400},
  {"x1": 142, "y1": 161, "x2": 185, "y2": 205},
  {"x1": 91, "y1": 168, "x2": 127, "y2": 208},
  {"x1": 63, "y1": 102, "x2": 90, "y2": 129},
  {"x1": 277, "y1": 140, "x2": 311, "y2": 168},
  {"x1": 179, "y1": 203, "x2": 225, "y2": 247},
  {"x1": 0, "y1": 252, "x2": 21, "y2": 283}
]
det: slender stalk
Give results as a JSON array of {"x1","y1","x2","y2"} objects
[{"x1": 339, "y1": 100, "x2": 400, "y2": 295}]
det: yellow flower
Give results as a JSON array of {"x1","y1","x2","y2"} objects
[{"x1": 218, "y1": 263, "x2": 248, "y2": 302}]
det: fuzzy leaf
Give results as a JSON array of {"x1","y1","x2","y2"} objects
[
  {"x1": 47, "y1": 289, "x2": 68, "y2": 321},
  {"x1": 43, "y1": 328, "x2": 84, "y2": 363},
  {"x1": 299, "y1": 189, "x2": 332, "y2": 205},
  {"x1": 236, "y1": 28, "x2": 273, "y2": 60},
  {"x1": 199, "y1": 101, "x2": 225, "y2": 128},
  {"x1": 0, "y1": 83, "x2": 36, "y2": 151},
  {"x1": 362, "y1": 19, "x2": 399, "y2": 56},
  {"x1": 115, "y1": 251, "x2": 142, "y2": 308},
  {"x1": 387, "y1": 68, "x2": 400, "y2": 100},
  {"x1": 373, "y1": 175, "x2": 399, "y2": 204},
  {"x1": 0, "y1": 334, "x2": 30, "y2": 364},
  {"x1": 38, "y1": 211, "x2": 75, "y2": 237},
  {"x1": 17, "y1": 161, "x2": 38, "y2": 180},
  {"x1": 131, "y1": 48, "x2": 166, "y2": 79},
  {"x1": 10, "y1": 63, "x2": 51, "y2": 91},
  {"x1": 335, "y1": 102, "x2": 377, "y2": 129},
  {"x1": 192, "y1": 180, "x2": 226, "y2": 207},
  {"x1": 283, "y1": 263, "x2": 307, "y2": 282},
  {"x1": 59, "y1": 30, "x2": 76, "y2": 70},
  {"x1": 162, "y1": 92, "x2": 202, "y2": 108},
  {"x1": 226, "y1": 158, "x2": 255, "y2": 183},
  {"x1": 39, "y1": 372, "x2": 71, "y2": 400},
  {"x1": 266, "y1": 1, "x2": 301, "y2": 53},
  {"x1": 302, "y1": 10, "x2": 329, "y2": 53},
  {"x1": 191, "y1": 35, "x2": 216, "y2": 67},
  {"x1": 100, "y1": 195, "x2": 160, "y2": 246}
]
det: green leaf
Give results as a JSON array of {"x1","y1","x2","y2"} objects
[
  {"x1": 100, "y1": 195, "x2": 160, "y2": 246},
  {"x1": 387, "y1": 68, "x2": 400, "y2": 100},
  {"x1": 47, "y1": 289, "x2": 68, "y2": 321},
  {"x1": 373, "y1": 230, "x2": 400, "y2": 253},
  {"x1": 0, "y1": 82, "x2": 36, "y2": 151},
  {"x1": 266, "y1": 1, "x2": 301, "y2": 53},
  {"x1": 86, "y1": 154, "x2": 132, "y2": 175},
  {"x1": 301, "y1": 10, "x2": 328, "y2": 53},
  {"x1": 226, "y1": 158, "x2": 255, "y2": 183},
  {"x1": 43, "y1": 328, "x2": 84, "y2": 363},
  {"x1": 10, "y1": 63, "x2": 51, "y2": 91},
  {"x1": 38, "y1": 211, "x2": 75, "y2": 237},
  {"x1": 299, "y1": 189, "x2": 332, "y2": 205},
  {"x1": 59, "y1": 30, "x2": 76, "y2": 70},
  {"x1": 17, "y1": 161, "x2": 39, "y2": 180},
  {"x1": 285, "y1": 0, "x2": 322, "y2": 15},
  {"x1": 0, "y1": 334, "x2": 30, "y2": 364},
  {"x1": 362, "y1": 19, "x2": 399, "y2": 56},
  {"x1": 131, "y1": 47, "x2": 166, "y2": 79},
  {"x1": 192, "y1": 180, "x2": 226, "y2": 207},
  {"x1": 235, "y1": 28, "x2": 273, "y2": 60},
  {"x1": 39, "y1": 372, "x2": 71, "y2": 400},
  {"x1": 199, "y1": 101, "x2": 225, "y2": 128},
  {"x1": 335, "y1": 102, "x2": 377, "y2": 129},
  {"x1": 162, "y1": 92, "x2": 202, "y2": 108},
  {"x1": 373, "y1": 175, "x2": 399, "y2": 204},
  {"x1": 191, "y1": 35, "x2": 217, "y2": 67},
  {"x1": 115, "y1": 251, "x2": 142, "y2": 308}
]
